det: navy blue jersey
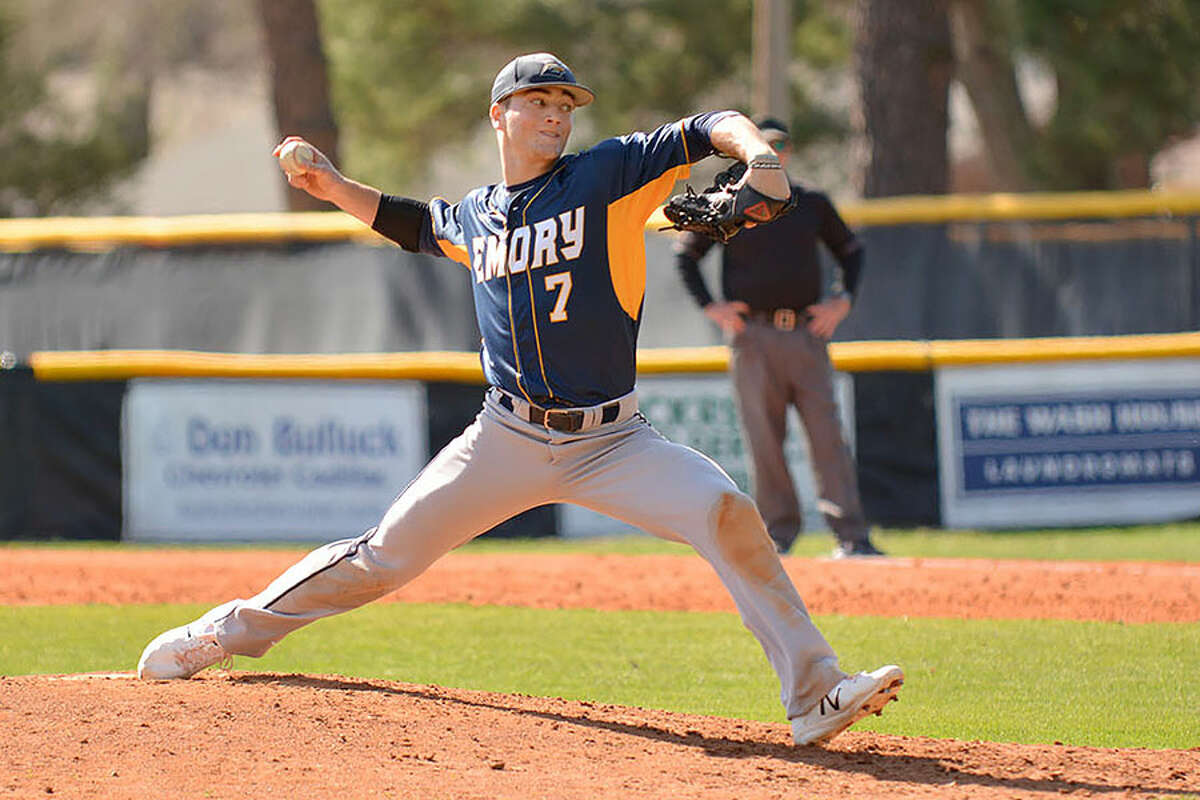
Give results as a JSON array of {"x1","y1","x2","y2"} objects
[{"x1": 418, "y1": 113, "x2": 731, "y2": 407}]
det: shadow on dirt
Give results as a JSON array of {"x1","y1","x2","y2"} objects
[{"x1": 232, "y1": 673, "x2": 1194, "y2": 798}]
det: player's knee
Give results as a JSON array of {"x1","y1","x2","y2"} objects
[
  {"x1": 710, "y1": 492, "x2": 781, "y2": 580},
  {"x1": 357, "y1": 525, "x2": 453, "y2": 592},
  {"x1": 357, "y1": 542, "x2": 419, "y2": 587},
  {"x1": 711, "y1": 491, "x2": 763, "y2": 532}
]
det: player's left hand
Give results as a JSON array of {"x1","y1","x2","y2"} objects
[
  {"x1": 661, "y1": 162, "x2": 792, "y2": 243},
  {"x1": 805, "y1": 295, "x2": 851, "y2": 340}
]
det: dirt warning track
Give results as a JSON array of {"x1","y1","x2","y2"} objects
[{"x1": 3, "y1": 547, "x2": 1198, "y2": 623}]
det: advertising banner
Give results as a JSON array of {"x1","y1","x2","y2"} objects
[
  {"x1": 559, "y1": 374, "x2": 855, "y2": 537},
  {"x1": 936, "y1": 360, "x2": 1200, "y2": 528},
  {"x1": 124, "y1": 380, "x2": 427, "y2": 541}
]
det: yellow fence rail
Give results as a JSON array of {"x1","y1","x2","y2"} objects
[
  {"x1": 27, "y1": 331, "x2": 1200, "y2": 382},
  {"x1": 5, "y1": 190, "x2": 1200, "y2": 251}
]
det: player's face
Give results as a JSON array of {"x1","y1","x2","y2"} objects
[{"x1": 495, "y1": 87, "x2": 576, "y2": 161}]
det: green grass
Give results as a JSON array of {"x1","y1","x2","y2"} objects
[
  {"x1": 3, "y1": 525, "x2": 1197, "y2": 751},
  {"x1": 1, "y1": 602, "x2": 1195, "y2": 750},
  {"x1": 459, "y1": 521, "x2": 1200, "y2": 562},
  {"x1": 8, "y1": 520, "x2": 1200, "y2": 561}
]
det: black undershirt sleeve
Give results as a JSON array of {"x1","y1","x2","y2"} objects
[
  {"x1": 673, "y1": 231, "x2": 718, "y2": 307},
  {"x1": 371, "y1": 193, "x2": 429, "y2": 253},
  {"x1": 816, "y1": 194, "x2": 864, "y2": 300},
  {"x1": 837, "y1": 244, "x2": 864, "y2": 298}
]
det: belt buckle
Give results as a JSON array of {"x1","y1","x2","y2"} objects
[
  {"x1": 543, "y1": 408, "x2": 583, "y2": 433},
  {"x1": 772, "y1": 308, "x2": 797, "y2": 331}
]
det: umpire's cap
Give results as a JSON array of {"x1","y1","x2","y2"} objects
[
  {"x1": 754, "y1": 116, "x2": 791, "y2": 145},
  {"x1": 491, "y1": 53, "x2": 595, "y2": 107}
]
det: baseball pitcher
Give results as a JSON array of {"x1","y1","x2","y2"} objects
[{"x1": 137, "y1": 52, "x2": 902, "y2": 747}]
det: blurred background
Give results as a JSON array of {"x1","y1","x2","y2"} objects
[
  {"x1": 3, "y1": 0, "x2": 1199, "y2": 542},
  {"x1": 5, "y1": 0, "x2": 1199, "y2": 219}
]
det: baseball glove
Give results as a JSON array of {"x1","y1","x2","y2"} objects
[{"x1": 660, "y1": 161, "x2": 793, "y2": 243}]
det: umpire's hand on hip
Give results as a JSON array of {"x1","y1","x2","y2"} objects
[
  {"x1": 704, "y1": 300, "x2": 750, "y2": 335},
  {"x1": 805, "y1": 296, "x2": 851, "y2": 340}
]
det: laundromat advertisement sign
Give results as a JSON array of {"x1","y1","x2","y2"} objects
[{"x1": 936, "y1": 359, "x2": 1200, "y2": 528}]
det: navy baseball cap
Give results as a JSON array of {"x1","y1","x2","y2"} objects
[{"x1": 490, "y1": 53, "x2": 595, "y2": 107}]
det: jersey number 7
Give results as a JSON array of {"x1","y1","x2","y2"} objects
[{"x1": 545, "y1": 272, "x2": 573, "y2": 322}]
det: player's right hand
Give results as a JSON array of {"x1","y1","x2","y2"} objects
[{"x1": 272, "y1": 136, "x2": 341, "y2": 201}]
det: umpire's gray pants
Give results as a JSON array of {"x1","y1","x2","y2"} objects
[
  {"x1": 205, "y1": 392, "x2": 845, "y2": 720},
  {"x1": 730, "y1": 320, "x2": 870, "y2": 550}
]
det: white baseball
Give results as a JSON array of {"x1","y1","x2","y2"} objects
[{"x1": 278, "y1": 141, "x2": 315, "y2": 177}]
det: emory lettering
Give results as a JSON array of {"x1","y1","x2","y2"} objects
[{"x1": 470, "y1": 205, "x2": 585, "y2": 283}]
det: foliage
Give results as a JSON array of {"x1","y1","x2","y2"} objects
[
  {"x1": 0, "y1": 9, "x2": 149, "y2": 216},
  {"x1": 789, "y1": 0, "x2": 855, "y2": 144},
  {"x1": 316, "y1": 0, "x2": 853, "y2": 189},
  {"x1": 1013, "y1": 0, "x2": 1200, "y2": 189},
  {"x1": 18, "y1": 0, "x2": 260, "y2": 74},
  {"x1": 1, "y1": 0, "x2": 264, "y2": 217}
]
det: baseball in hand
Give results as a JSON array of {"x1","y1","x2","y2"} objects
[{"x1": 277, "y1": 141, "x2": 316, "y2": 177}]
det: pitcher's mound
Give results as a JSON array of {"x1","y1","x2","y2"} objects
[{"x1": 3, "y1": 671, "x2": 1195, "y2": 799}]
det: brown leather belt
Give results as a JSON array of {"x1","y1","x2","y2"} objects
[
  {"x1": 745, "y1": 308, "x2": 812, "y2": 331},
  {"x1": 492, "y1": 388, "x2": 628, "y2": 433}
]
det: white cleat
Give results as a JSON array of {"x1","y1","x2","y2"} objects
[
  {"x1": 791, "y1": 665, "x2": 904, "y2": 746},
  {"x1": 137, "y1": 622, "x2": 230, "y2": 680}
]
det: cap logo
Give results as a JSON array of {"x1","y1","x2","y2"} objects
[{"x1": 539, "y1": 62, "x2": 566, "y2": 78}]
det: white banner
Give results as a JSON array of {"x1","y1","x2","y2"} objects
[
  {"x1": 123, "y1": 380, "x2": 427, "y2": 541},
  {"x1": 559, "y1": 373, "x2": 855, "y2": 537},
  {"x1": 936, "y1": 359, "x2": 1200, "y2": 528}
]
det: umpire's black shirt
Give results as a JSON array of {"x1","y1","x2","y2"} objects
[{"x1": 674, "y1": 185, "x2": 863, "y2": 312}]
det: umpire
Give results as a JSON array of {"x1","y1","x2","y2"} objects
[{"x1": 673, "y1": 117, "x2": 884, "y2": 558}]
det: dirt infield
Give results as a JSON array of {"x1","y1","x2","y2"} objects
[
  {"x1": 4, "y1": 547, "x2": 1200, "y2": 622},
  {"x1": 2, "y1": 547, "x2": 1198, "y2": 798}
]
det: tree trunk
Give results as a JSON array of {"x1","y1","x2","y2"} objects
[
  {"x1": 948, "y1": 0, "x2": 1035, "y2": 191},
  {"x1": 856, "y1": 0, "x2": 953, "y2": 198},
  {"x1": 257, "y1": 0, "x2": 340, "y2": 212},
  {"x1": 752, "y1": 0, "x2": 792, "y2": 121},
  {"x1": 1112, "y1": 151, "x2": 1150, "y2": 189}
]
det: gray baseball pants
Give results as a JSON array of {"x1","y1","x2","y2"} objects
[
  {"x1": 204, "y1": 389, "x2": 846, "y2": 719},
  {"x1": 730, "y1": 320, "x2": 870, "y2": 551}
]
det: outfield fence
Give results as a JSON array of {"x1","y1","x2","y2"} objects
[
  {"x1": 21, "y1": 331, "x2": 1200, "y2": 381},
  {"x1": 2, "y1": 189, "x2": 1199, "y2": 357},
  {"x1": 3, "y1": 190, "x2": 1199, "y2": 540},
  {"x1": 3, "y1": 332, "x2": 1198, "y2": 541}
]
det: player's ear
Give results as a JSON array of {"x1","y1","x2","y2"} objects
[{"x1": 489, "y1": 100, "x2": 505, "y2": 131}]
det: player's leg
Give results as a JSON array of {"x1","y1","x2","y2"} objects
[
  {"x1": 561, "y1": 418, "x2": 842, "y2": 718},
  {"x1": 138, "y1": 403, "x2": 554, "y2": 676},
  {"x1": 787, "y1": 330, "x2": 874, "y2": 553},
  {"x1": 730, "y1": 324, "x2": 802, "y2": 552},
  {"x1": 563, "y1": 419, "x2": 901, "y2": 743}
]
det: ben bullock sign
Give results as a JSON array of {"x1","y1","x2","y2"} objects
[{"x1": 123, "y1": 380, "x2": 428, "y2": 541}]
